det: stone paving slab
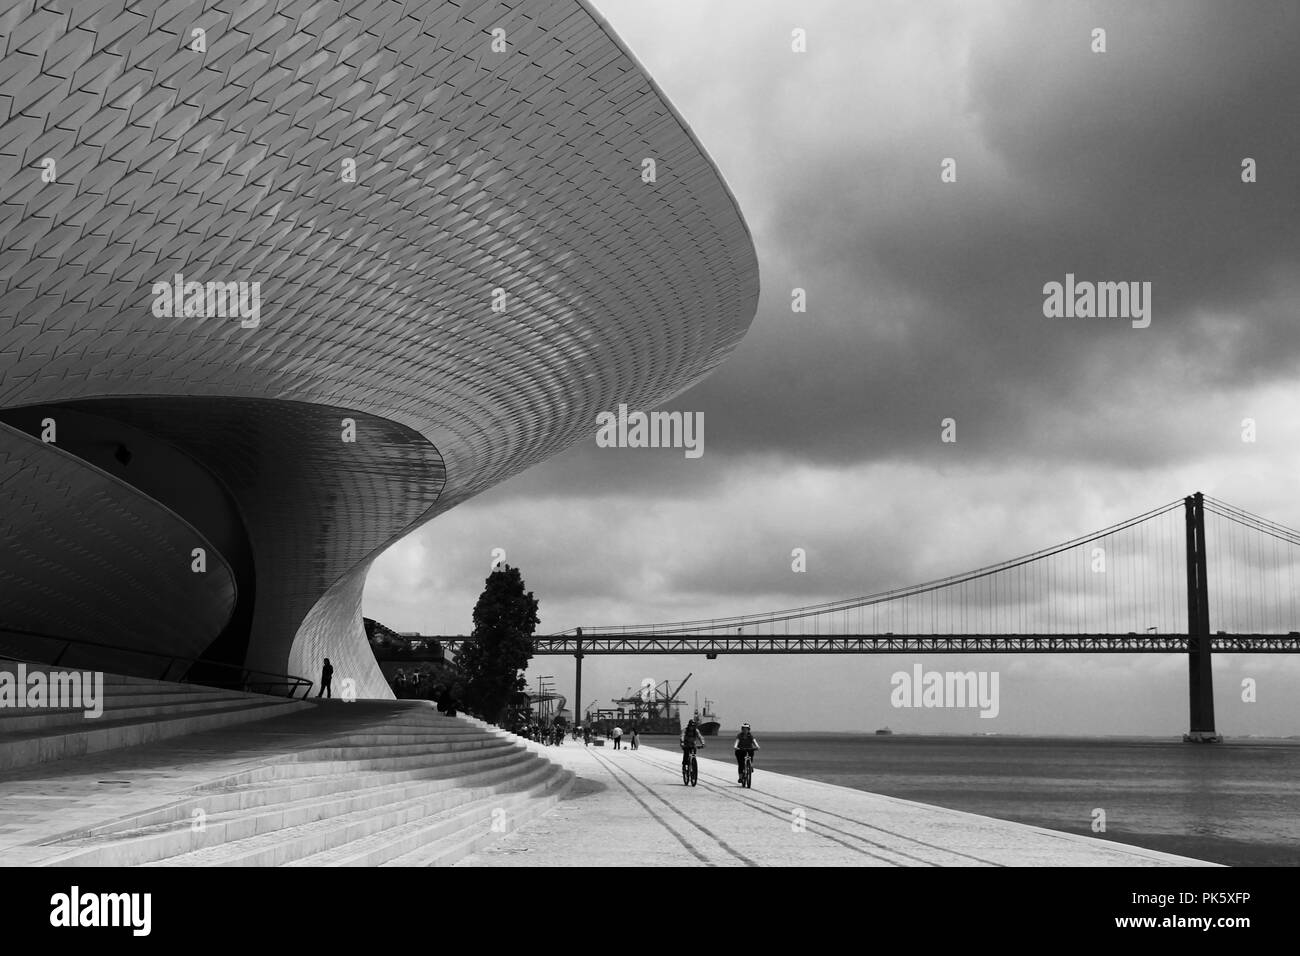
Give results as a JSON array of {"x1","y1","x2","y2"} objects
[{"x1": 456, "y1": 742, "x2": 1218, "y2": 867}]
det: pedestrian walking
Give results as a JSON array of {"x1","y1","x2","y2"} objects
[{"x1": 317, "y1": 658, "x2": 333, "y2": 698}]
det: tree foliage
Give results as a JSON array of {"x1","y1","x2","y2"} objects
[{"x1": 458, "y1": 564, "x2": 539, "y2": 723}]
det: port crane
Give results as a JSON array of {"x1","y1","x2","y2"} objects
[
  {"x1": 611, "y1": 673, "x2": 691, "y2": 722},
  {"x1": 588, "y1": 674, "x2": 693, "y2": 734}
]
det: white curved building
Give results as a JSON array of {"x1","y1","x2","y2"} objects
[{"x1": 0, "y1": 0, "x2": 759, "y2": 696}]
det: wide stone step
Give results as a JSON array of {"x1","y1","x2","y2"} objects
[
  {"x1": 142, "y1": 755, "x2": 558, "y2": 866},
  {"x1": 0, "y1": 662, "x2": 289, "y2": 697},
  {"x1": 390, "y1": 771, "x2": 575, "y2": 867},
  {"x1": 284, "y1": 736, "x2": 517, "y2": 761},
  {"x1": 3, "y1": 660, "x2": 274, "y2": 691},
  {"x1": 295, "y1": 733, "x2": 496, "y2": 749},
  {"x1": 328, "y1": 721, "x2": 474, "y2": 737},
  {"x1": 0, "y1": 698, "x2": 307, "y2": 771},
  {"x1": 276, "y1": 744, "x2": 533, "y2": 776},
  {"x1": 200, "y1": 746, "x2": 540, "y2": 802},
  {"x1": 96, "y1": 683, "x2": 287, "y2": 700},
  {"x1": 179, "y1": 745, "x2": 538, "y2": 817},
  {"x1": 38, "y1": 739, "x2": 540, "y2": 851},
  {"x1": 287, "y1": 763, "x2": 572, "y2": 867},
  {"x1": 3, "y1": 698, "x2": 575, "y2": 868},
  {"x1": 187, "y1": 736, "x2": 517, "y2": 791},
  {"x1": 41, "y1": 753, "x2": 553, "y2": 866},
  {"x1": 148, "y1": 748, "x2": 533, "y2": 828},
  {"x1": 0, "y1": 692, "x2": 272, "y2": 733},
  {"x1": 299, "y1": 726, "x2": 479, "y2": 742}
]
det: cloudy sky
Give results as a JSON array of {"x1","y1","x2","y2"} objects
[{"x1": 366, "y1": 0, "x2": 1300, "y2": 735}]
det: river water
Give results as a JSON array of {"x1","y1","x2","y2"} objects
[{"x1": 642, "y1": 732, "x2": 1300, "y2": 865}]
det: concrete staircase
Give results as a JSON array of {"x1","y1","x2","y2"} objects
[
  {"x1": 22, "y1": 702, "x2": 573, "y2": 867},
  {"x1": 0, "y1": 660, "x2": 310, "y2": 772}
]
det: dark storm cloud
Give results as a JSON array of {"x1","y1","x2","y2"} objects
[{"x1": 559, "y1": 0, "x2": 1300, "y2": 480}]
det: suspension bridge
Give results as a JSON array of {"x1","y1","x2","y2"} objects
[{"x1": 444, "y1": 493, "x2": 1300, "y2": 741}]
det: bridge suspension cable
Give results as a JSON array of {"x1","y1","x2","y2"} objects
[{"x1": 557, "y1": 498, "x2": 1192, "y2": 637}]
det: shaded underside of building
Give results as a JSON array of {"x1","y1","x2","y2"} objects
[{"x1": 0, "y1": 0, "x2": 759, "y2": 696}]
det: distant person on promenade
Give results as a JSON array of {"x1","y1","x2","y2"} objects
[
  {"x1": 582, "y1": 725, "x2": 590, "y2": 746},
  {"x1": 317, "y1": 658, "x2": 333, "y2": 699},
  {"x1": 733, "y1": 722, "x2": 760, "y2": 783},
  {"x1": 613, "y1": 725, "x2": 623, "y2": 749},
  {"x1": 631, "y1": 728, "x2": 639, "y2": 750}
]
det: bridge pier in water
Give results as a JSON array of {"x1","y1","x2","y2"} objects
[
  {"x1": 1184, "y1": 493, "x2": 1221, "y2": 742},
  {"x1": 573, "y1": 629, "x2": 583, "y2": 726}
]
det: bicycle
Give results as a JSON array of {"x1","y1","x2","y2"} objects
[
  {"x1": 681, "y1": 744, "x2": 702, "y2": 786},
  {"x1": 740, "y1": 750, "x2": 754, "y2": 788}
]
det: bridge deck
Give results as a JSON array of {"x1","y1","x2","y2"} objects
[{"x1": 439, "y1": 633, "x2": 1300, "y2": 654}]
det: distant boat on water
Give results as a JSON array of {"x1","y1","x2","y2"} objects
[
  {"x1": 693, "y1": 695, "x2": 721, "y2": 735},
  {"x1": 875, "y1": 726, "x2": 893, "y2": 735}
]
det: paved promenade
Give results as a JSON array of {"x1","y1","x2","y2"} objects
[{"x1": 457, "y1": 740, "x2": 1217, "y2": 867}]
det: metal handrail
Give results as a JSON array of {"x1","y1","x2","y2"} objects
[{"x1": 0, "y1": 625, "x2": 314, "y2": 699}]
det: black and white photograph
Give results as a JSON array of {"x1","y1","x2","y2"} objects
[{"x1": 0, "y1": 0, "x2": 1295, "y2": 932}]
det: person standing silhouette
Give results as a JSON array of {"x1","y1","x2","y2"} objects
[{"x1": 318, "y1": 658, "x2": 334, "y2": 698}]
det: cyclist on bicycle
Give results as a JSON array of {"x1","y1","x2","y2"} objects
[
  {"x1": 680, "y1": 718, "x2": 705, "y2": 769},
  {"x1": 733, "y1": 722, "x2": 759, "y2": 783}
]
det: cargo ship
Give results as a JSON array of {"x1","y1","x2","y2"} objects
[{"x1": 694, "y1": 697, "x2": 721, "y2": 736}]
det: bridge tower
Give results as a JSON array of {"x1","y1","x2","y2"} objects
[
  {"x1": 1184, "y1": 492, "x2": 1220, "y2": 742},
  {"x1": 573, "y1": 628, "x2": 584, "y2": 725}
]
